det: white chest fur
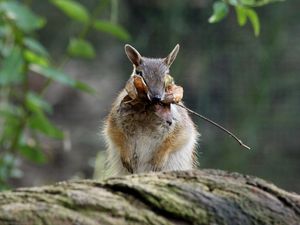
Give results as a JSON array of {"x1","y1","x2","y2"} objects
[{"x1": 130, "y1": 125, "x2": 168, "y2": 172}]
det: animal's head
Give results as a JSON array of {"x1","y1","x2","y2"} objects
[{"x1": 125, "y1": 44, "x2": 180, "y2": 103}]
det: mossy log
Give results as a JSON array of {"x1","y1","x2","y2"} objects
[{"x1": 0, "y1": 169, "x2": 299, "y2": 225}]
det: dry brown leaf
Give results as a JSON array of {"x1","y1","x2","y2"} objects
[
  {"x1": 125, "y1": 75, "x2": 149, "y2": 100},
  {"x1": 162, "y1": 84, "x2": 183, "y2": 104},
  {"x1": 125, "y1": 76, "x2": 138, "y2": 100}
]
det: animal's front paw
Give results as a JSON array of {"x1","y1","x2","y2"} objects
[
  {"x1": 152, "y1": 165, "x2": 163, "y2": 172},
  {"x1": 121, "y1": 157, "x2": 133, "y2": 173},
  {"x1": 149, "y1": 156, "x2": 165, "y2": 172}
]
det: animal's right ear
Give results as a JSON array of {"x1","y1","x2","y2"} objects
[
  {"x1": 125, "y1": 44, "x2": 142, "y2": 67},
  {"x1": 164, "y1": 44, "x2": 180, "y2": 67}
]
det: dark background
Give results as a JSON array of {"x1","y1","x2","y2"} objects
[{"x1": 14, "y1": 0, "x2": 300, "y2": 193}]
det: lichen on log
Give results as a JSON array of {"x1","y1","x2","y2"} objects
[{"x1": 0, "y1": 169, "x2": 299, "y2": 225}]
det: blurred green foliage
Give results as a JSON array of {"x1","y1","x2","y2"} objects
[
  {"x1": 209, "y1": 0, "x2": 283, "y2": 36},
  {"x1": 0, "y1": 0, "x2": 285, "y2": 191},
  {"x1": 0, "y1": 0, "x2": 130, "y2": 190}
]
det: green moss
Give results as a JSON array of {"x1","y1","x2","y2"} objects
[
  {"x1": 136, "y1": 186, "x2": 208, "y2": 224},
  {"x1": 0, "y1": 170, "x2": 299, "y2": 225}
]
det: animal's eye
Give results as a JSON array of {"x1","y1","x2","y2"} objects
[{"x1": 136, "y1": 70, "x2": 143, "y2": 76}]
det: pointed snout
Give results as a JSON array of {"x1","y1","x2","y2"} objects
[
  {"x1": 145, "y1": 81, "x2": 165, "y2": 103},
  {"x1": 147, "y1": 92, "x2": 165, "y2": 103},
  {"x1": 151, "y1": 95, "x2": 161, "y2": 103}
]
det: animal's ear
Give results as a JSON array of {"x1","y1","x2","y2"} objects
[
  {"x1": 164, "y1": 44, "x2": 180, "y2": 67},
  {"x1": 125, "y1": 44, "x2": 142, "y2": 67}
]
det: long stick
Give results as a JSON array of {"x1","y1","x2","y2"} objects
[{"x1": 175, "y1": 103, "x2": 251, "y2": 150}]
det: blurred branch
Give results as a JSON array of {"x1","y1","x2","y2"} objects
[{"x1": 175, "y1": 103, "x2": 251, "y2": 150}]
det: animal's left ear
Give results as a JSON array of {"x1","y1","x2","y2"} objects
[
  {"x1": 164, "y1": 44, "x2": 180, "y2": 67},
  {"x1": 125, "y1": 44, "x2": 142, "y2": 67}
]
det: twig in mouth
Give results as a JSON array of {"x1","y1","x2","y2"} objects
[{"x1": 175, "y1": 103, "x2": 251, "y2": 150}]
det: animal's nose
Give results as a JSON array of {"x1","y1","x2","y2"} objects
[{"x1": 151, "y1": 95, "x2": 161, "y2": 103}]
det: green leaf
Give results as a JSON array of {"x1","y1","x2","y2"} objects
[
  {"x1": 28, "y1": 110, "x2": 63, "y2": 139},
  {"x1": 228, "y1": 0, "x2": 239, "y2": 6},
  {"x1": 208, "y1": 1, "x2": 229, "y2": 23},
  {"x1": 24, "y1": 50, "x2": 49, "y2": 66},
  {"x1": 0, "y1": 103, "x2": 23, "y2": 121},
  {"x1": 0, "y1": 25, "x2": 13, "y2": 56},
  {"x1": 240, "y1": 0, "x2": 284, "y2": 7},
  {"x1": 0, "y1": 47, "x2": 24, "y2": 86},
  {"x1": 234, "y1": 6, "x2": 260, "y2": 36},
  {"x1": 74, "y1": 81, "x2": 95, "y2": 94},
  {"x1": 23, "y1": 38, "x2": 49, "y2": 57},
  {"x1": 30, "y1": 64, "x2": 75, "y2": 87},
  {"x1": 0, "y1": 1, "x2": 45, "y2": 32},
  {"x1": 0, "y1": 104, "x2": 22, "y2": 143},
  {"x1": 0, "y1": 104, "x2": 23, "y2": 123},
  {"x1": 26, "y1": 92, "x2": 52, "y2": 113},
  {"x1": 0, "y1": 26, "x2": 8, "y2": 37},
  {"x1": 0, "y1": 154, "x2": 22, "y2": 182},
  {"x1": 93, "y1": 20, "x2": 130, "y2": 41},
  {"x1": 67, "y1": 38, "x2": 96, "y2": 59},
  {"x1": 240, "y1": 0, "x2": 255, "y2": 5},
  {"x1": 235, "y1": 6, "x2": 247, "y2": 26},
  {"x1": 29, "y1": 64, "x2": 95, "y2": 94},
  {"x1": 246, "y1": 8, "x2": 260, "y2": 36},
  {"x1": 51, "y1": 0, "x2": 90, "y2": 24},
  {"x1": 19, "y1": 144, "x2": 47, "y2": 164}
]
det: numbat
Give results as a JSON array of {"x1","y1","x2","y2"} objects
[{"x1": 103, "y1": 44, "x2": 199, "y2": 176}]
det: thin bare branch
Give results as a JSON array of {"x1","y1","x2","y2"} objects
[{"x1": 175, "y1": 103, "x2": 251, "y2": 150}]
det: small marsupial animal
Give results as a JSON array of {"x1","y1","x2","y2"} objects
[{"x1": 103, "y1": 44, "x2": 199, "y2": 177}]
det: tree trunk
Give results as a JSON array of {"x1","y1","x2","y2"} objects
[{"x1": 0, "y1": 169, "x2": 299, "y2": 225}]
